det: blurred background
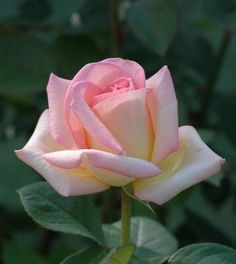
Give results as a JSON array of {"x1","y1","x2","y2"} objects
[{"x1": 0, "y1": 0, "x2": 236, "y2": 263}]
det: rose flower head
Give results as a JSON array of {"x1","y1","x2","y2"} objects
[{"x1": 16, "y1": 58, "x2": 225, "y2": 204}]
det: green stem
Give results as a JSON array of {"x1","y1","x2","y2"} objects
[{"x1": 121, "y1": 187, "x2": 131, "y2": 246}]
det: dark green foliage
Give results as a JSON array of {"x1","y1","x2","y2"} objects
[
  {"x1": 168, "y1": 243, "x2": 236, "y2": 264},
  {"x1": 0, "y1": 0, "x2": 236, "y2": 262},
  {"x1": 18, "y1": 182, "x2": 105, "y2": 245}
]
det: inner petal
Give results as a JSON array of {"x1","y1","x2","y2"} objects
[
  {"x1": 92, "y1": 87, "x2": 129, "y2": 106},
  {"x1": 70, "y1": 81, "x2": 124, "y2": 154},
  {"x1": 92, "y1": 77, "x2": 136, "y2": 106},
  {"x1": 102, "y1": 58, "x2": 146, "y2": 88},
  {"x1": 107, "y1": 77, "x2": 135, "y2": 91},
  {"x1": 92, "y1": 89, "x2": 154, "y2": 160},
  {"x1": 72, "y1": 62, "x2": 126, "y2": 88}
]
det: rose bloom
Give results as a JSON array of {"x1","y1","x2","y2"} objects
[{"x1": 16, "y1": 58, "x2": 225, "y2": 204}]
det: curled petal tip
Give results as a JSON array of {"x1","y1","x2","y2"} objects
[
  {"x1": 14, "y1": 149, "x2": 25, "y2": 159},
  {"x1": 220, "y1": 158, "x2": 226, "y2": 164}
]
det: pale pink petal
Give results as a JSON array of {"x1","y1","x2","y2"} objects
[
  {"x1": 71, "y1": 81, "x2": 124, "y2": 154},
  {"x1": 85, "y1": 167, "x2": 133, "y2": 187},
  {"x1": 15, "y1": 110, "x2": 109, "y2": 196},
  {"x1": 109, "y1": 77, "x2": 135, "y2": 91},
  {"x1": 147, "y1": 66, "x2": 179, "y2": 164},
  {"x1": 92, "y1": 89, "x2": 154, "y2": 160},
  {"x1": 64, "y1": 81, "x2": 101, "y2": 149},
  {"x1": 91, "y1": 87, "x2": 129, "y2": 106},
  {"x1": 46, "y1": 73, "x2": 77, "y2": 148},
  {"x1": 103, "y1": 58, "x2": 146, "y2": 88},
  {"x1": 43, "y1": 149, "x2": 160, "y2": 178},
  {"x1": 72, "y1": 62, "x2": 125, "y2": 88},
  {"x1": 66, "y1": 111, "x2": 87, "y2": 149},
  {"x1": 134, "y1": 126, "x2": 225, "y2": 205}
]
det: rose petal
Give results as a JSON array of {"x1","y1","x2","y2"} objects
[
  {"x1": 47, "y1": 73, "x2": 77, "y2": 148},
  {"x1": 15, "y1": 110, "x2": 109, "y2": 196},
  {"x1": 72, "y1": 61, "x2": 125, "y2": 88},
  {"x1": 43, "y1": 149, "x2": 160, "y2": 177},
  {"x1": 92, "y1": 87, "x2": 129, "y2": 106},
  {"x1": 147, "y1": 66, "x2": 179, "y2": 163},
  {"x1": 71, "y1": 81, "x2": 124, "y2": 154},
  {"x1": 92, "y1": 89, "x2": 154, "y2": 160},
  {"x1": 84, "y1": 161, "x2": 133, "y2": 187},
  {"x1": 133, "y1": 126, "x2": 225, "y2": 205},
  {"x1": 103, "y1": 58, "x2": 146, "y2": 88},
  {"x1": 64, "y1": 81, "x2": 101, "y2": 149},
  {"x1": 44, "y1": 149, "x2": 160, "y2": 187}
]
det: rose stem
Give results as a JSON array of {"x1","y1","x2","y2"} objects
[{"x1": 121, "y1": 186, "x2": 131, "y2": 246}]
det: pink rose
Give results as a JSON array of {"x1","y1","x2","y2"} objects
[{"x1": 16, "y1": 58, "x2": 225, "y2": 204}]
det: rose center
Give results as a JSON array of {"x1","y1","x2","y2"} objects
[
  {"x1": 92, "y1": 77, "x2": 135, "y2": 106},
  {"x1": 105, "y1": 77, "x2": 134, "y2": 92}
]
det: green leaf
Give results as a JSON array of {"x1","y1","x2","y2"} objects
[
  {"x1": 61, "y1": 244, "x2": 133, "y2": 264},
  {"x1": 0, "y1": 32, "x2": 56, "y2": 96},
  {"x1": 127, "y1": 0, "x2": 176, "y2": 56},
  {"x1": 48, "y1": 234, "x2": 95, "y2": 264},
  {"x1": 108, "y1": 245, "x2": 134, "y2": 264},
  {"x1": 186, "y1": 189, "x2": 236, "y2": 244},
  {"x1": 103, "y1": 224, "x2": 121, "y2": 249},
  {"x1": 168, "y1": 243, "x2": 236, "y2": 263},
  {"x1": 60, "y1": 247, "x2": 105, "y2": 264},
  {"x1": 18, "y1": 182, "x2": 104, "y2": 245},
  {"x1": 104, "y1": 217, "x2": 178, "y2": 263},
  {"x1": 0, "y1": 138, "x2": 39, "y2": 211},
  {"x1": 3, "y1": 241, "x2": 47, "y2": 264},
  {"x1": 127, "y1": 217, "x2": 178, "y2": 262}
]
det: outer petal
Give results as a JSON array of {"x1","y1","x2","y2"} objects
[
  {"x1": 134, "y1": 126, "x2": 225, "y2": 205},
  {"x1": 92, "y1": 89, "x2": 154, "y2": 160},
  {"x1": 103, "y1": 58, "x2": 146, "y2": 88},
  {"x1": 47, "y1": 73, "x2": 77, "y2": 148},
  {"x1": 15, "y1": 110, "x2": 109, "y2": 196},
  {"x1": 43, "y1": 149, "x2": 160, "y2": 178},
  {"x1": 72, "y1": 62, "x2": 125, "y2": 88},
  {"x1": 71, "y1": 81, "x2": 124, "y2": 154},
  {"x1": 147, "y1": 66, "x2": 179, "y2": 163}
]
